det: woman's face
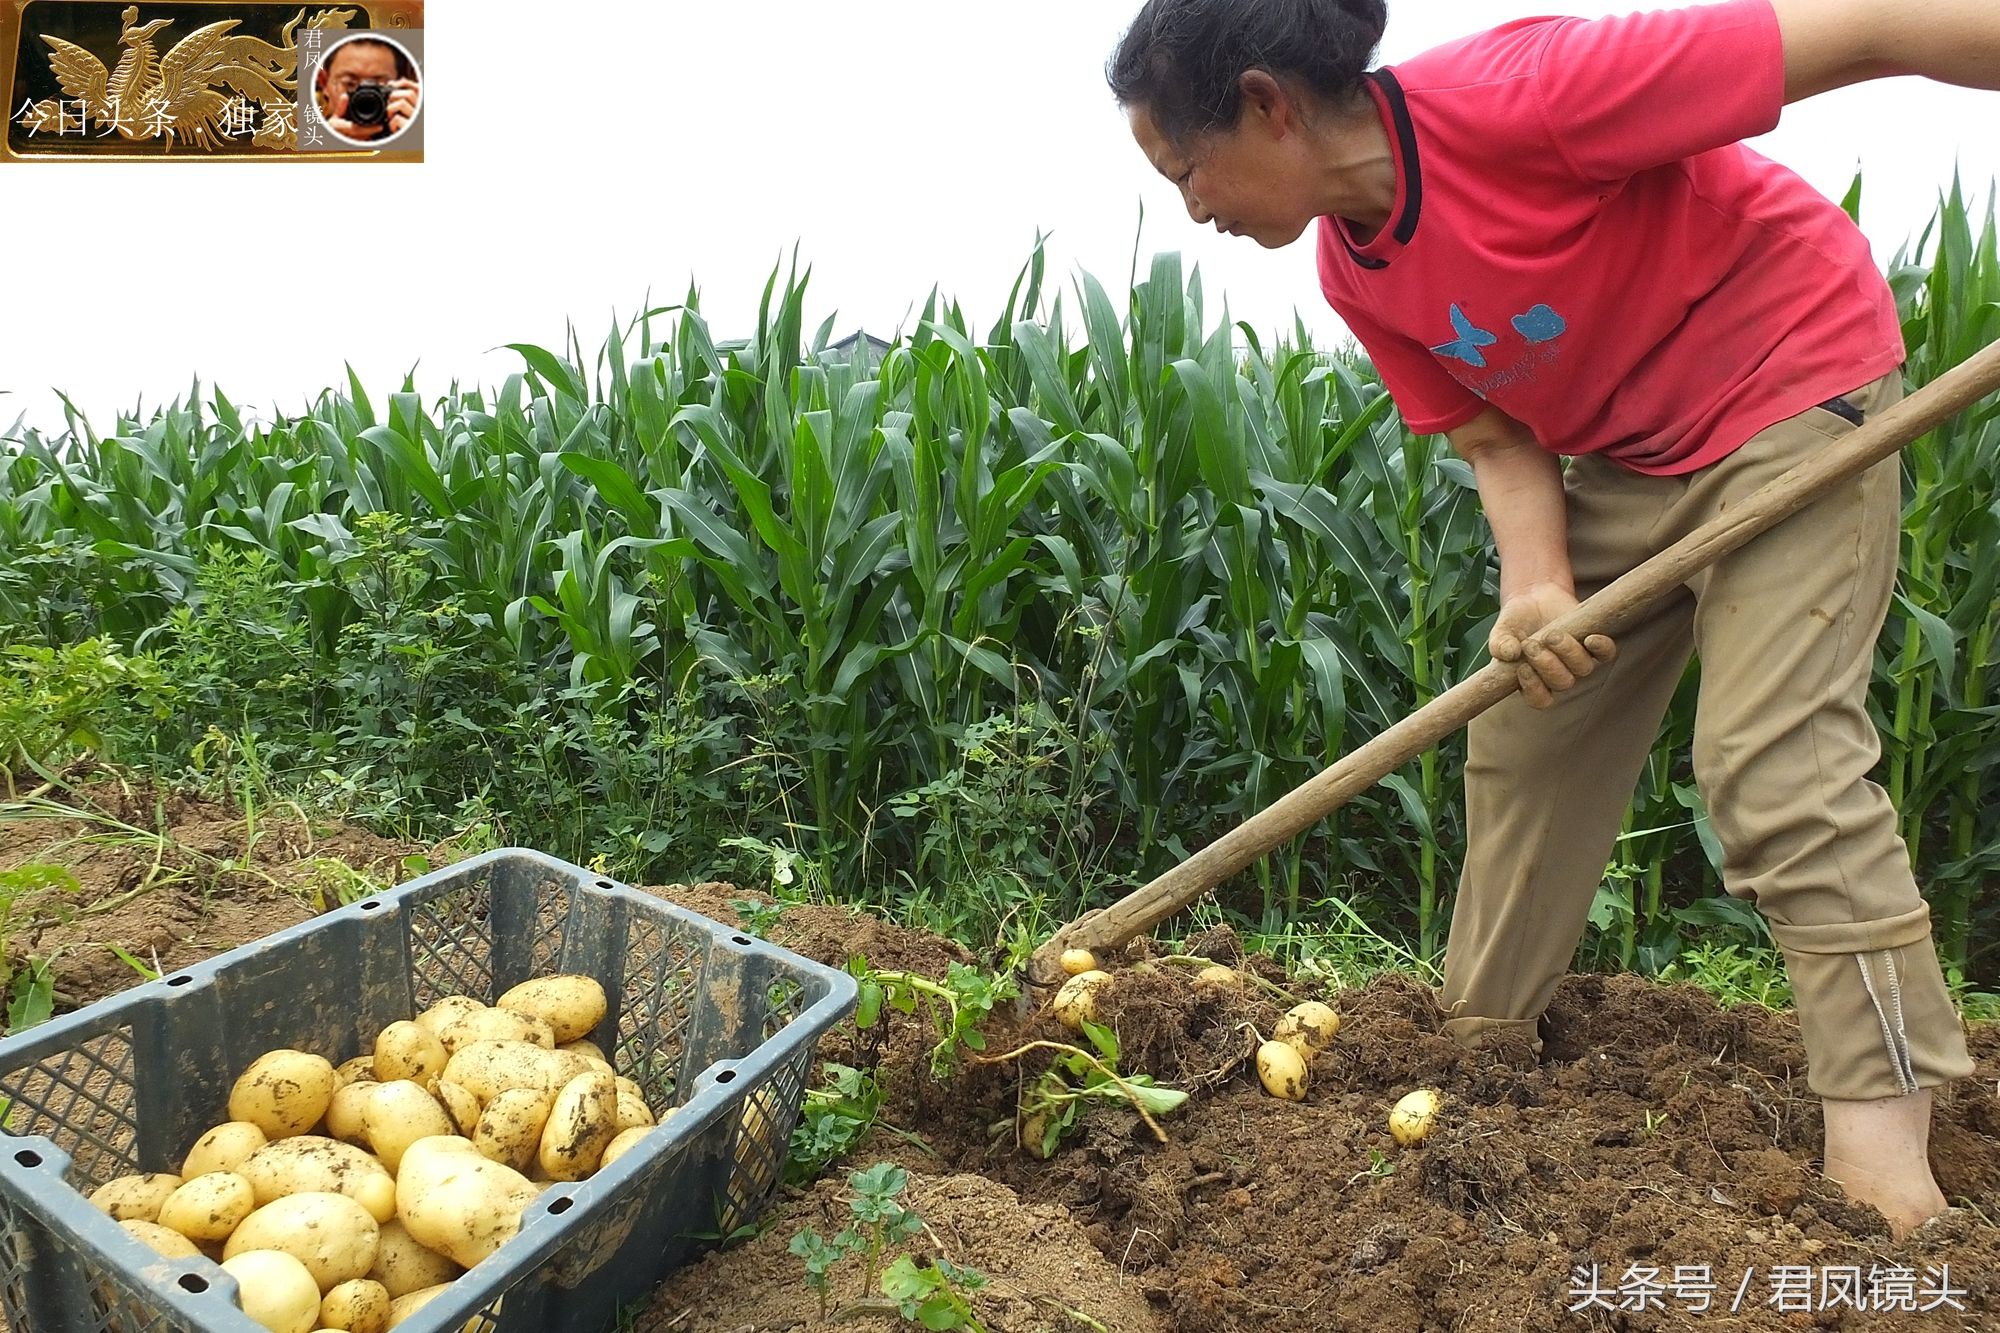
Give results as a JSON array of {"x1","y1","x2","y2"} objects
[{"x1": 1127, "y1": 91, "x2": 1316, "y2": 249}]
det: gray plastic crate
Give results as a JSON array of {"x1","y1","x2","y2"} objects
[{"x1": 0, "y1": 848, "x2": 856, "y2": 1333}]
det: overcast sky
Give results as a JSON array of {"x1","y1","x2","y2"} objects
[{"x1": 2, "y1": 0, "x2": 1995, "y2": 437}]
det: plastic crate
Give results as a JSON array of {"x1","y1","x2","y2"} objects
[{"x1": 0, "y1": 848, "x2": 856, "y2": 1333}]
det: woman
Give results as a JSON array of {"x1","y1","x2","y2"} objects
[{"x1": 1108, "y1": 0, "x2": 1997, "y2": 1236}]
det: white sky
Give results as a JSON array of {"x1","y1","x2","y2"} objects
[{"x1": 2, "y1": 0, "x2": 1994, "y2": 437}]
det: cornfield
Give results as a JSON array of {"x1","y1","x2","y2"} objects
[{"x1": 2, "y1": 182, "x2": 1995, "y2": 983}]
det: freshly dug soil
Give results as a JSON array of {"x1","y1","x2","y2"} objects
[
  {"x1": 5, "y1": 806, "x2": 1993, "y2": 1333},
  {"x1": 1, "y1": 779, "x2": 424, "y2": 1006},
  {"x1": 645, "y1": 891, "x2": 2000, "y2": 1333}
]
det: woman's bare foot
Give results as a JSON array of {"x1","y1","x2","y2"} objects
[{"x1": 1821, "y1": 1090, "x2": 1949, "y2": 1238}]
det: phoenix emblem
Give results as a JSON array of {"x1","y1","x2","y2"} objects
[{"x1": 14, "y1": 5, "x2": 359, "y2": 149}]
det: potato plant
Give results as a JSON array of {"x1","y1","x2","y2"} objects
[{"x1": 788, "y1": 1163, "x2": 989, "y2": 1331}]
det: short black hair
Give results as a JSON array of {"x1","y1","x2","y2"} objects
[
  {"x1": 324, "y1": 35, "x2": 416, "y2": 82},
  {"x1": 1107, "y1": 0, "x2": 1389, "y2": 145}
]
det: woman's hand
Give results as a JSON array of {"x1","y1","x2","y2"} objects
[{"x1": 1491, "y1": 581, "x2": 1618, "y2": 709}]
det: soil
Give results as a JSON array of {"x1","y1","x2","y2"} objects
[
  {"x1": 4, "y1": 795, "x2": 1996, "y2": 1333},
  {"x1": 1, "y1": 778, "x2": 424, "y2": 1005},
  {"x1": 640, "y1": 893, "x2": 2000, "y2": 1333}
]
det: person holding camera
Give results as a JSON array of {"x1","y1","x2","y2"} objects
[{"x1": 315, "y1": 36, "x2": 419, "y2": 141}]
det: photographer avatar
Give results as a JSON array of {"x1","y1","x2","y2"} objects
[{"x1": 314, "y1": 34, "x2": 420, "y2": 144}]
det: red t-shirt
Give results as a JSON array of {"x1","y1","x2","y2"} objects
[{"x1": 1315, "y1": 0, "x2": 1905, "y2": 475}]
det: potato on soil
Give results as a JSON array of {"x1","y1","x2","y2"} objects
[
  {"x1": 1274, "y1": 1001, "x2": 1341, "y2": 1056},
  {"x1": 496, "y1": 975, "x2": 608, "y2": 1045},
  {"x1": 1194, "y1": 964, "x2": 1241, "y2": 990},
  {"x1": 396, "y1": 1137, "x2": 539, "y2": 1269},
  {"x1": 121, "y1": 1218, "x2": 202, "y2": 1258},
  {"x1": 363, "y1": 1080, "x2": 456, "y2": 1174},
  {"x1": 185, "y1": 1121, "x2": 270, "y2": 1178},
  {"x1": 229, "y1": 1050, "x2": 338, "y2": 1140},
  {"x1": 226, "y1": 1191, "x2": 381, "y2": 1291},
  {"x1": 240, "y1": 1136, "x2": 395, "y2": 1221},
  {"x1": 1052, "y1": 969, "x2": 1112, "y2": 1030},
  {"x1": 221, "y1": 1249, "x2": 322, "y2": 1333},
  {"x1": 89, "y1": 1173, "x2": 182, "y2": 1222},
  {"x1": 1059, "y1": 947, "x2": 1098, "y2": 977},
  {"x1": 1389, "y1": 1088, "x2": 1442, "y2": 1146},
  {"x1": 158, "y1": 1171, "x2": 256, "y2": 1242},
  {"x1": 319, "y1": 1277, "x2": 392, "y2": 1333},
  {"x1": 372, "y1": 1022, "x2": 448, "y2": 1085},
  {"x1": 1256, "y1": 1039, "x2": 1308, "y2": 1100},
  {"x1": 368, "y1": 1218, "x2": 462, "y2": 1299},
  {"x1": 472, "y1": 1087, "x2": 554, "y2": 1171},
  {"x1": 539, "y1": 1070, "x2": 617, "y2": 1181}
]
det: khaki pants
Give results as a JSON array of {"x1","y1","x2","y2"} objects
[{"x1": 1439, "y1": 371, "x2": 1976, "y2": 1102}]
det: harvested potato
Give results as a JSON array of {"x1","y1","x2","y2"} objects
[
  {"x1": 598, "y1": 1125, "x2": 649, "y2": 1170},
  {"x1": 325, "y1": 1082, "x2": 376, "y2": 1147},
  {"x1": 1256, "y1": 1039, "x2": 1308, "y2": 1100},
  {"x1": 1389, "y1": 1088, "x2": 1442, "y2": 1146},
  {"x1": 226, "y1": 1192, "x2": 380, "y2": 1291},
  {"x1": 320, "y1": 1277, "x2": 392, "y2": 1333},
  {"x1": 184, "y1": 1122, "x2": 270, "y2": 1178},
  {"x1": 612, "y1": 1081, "x2": 654, "y2": 1134},
  {"x1": 158, "y1": 1171, "x2": 256, "y2": 1243},
  {"x1": 442, "y1": 1040, "x2": 588, "y2": 1102},
  {"x1": 433, "y1": 1080, "x2": 482, "y2": 1137},
  {"x1": 538, "y1": 1070, "x2": 617, "y2": 1181},
  {"x1": 240, "y1": 1136, "x2": 395, "y2": 1222},
  {"x1": 368, "y1": 1218, "x2": 462, "y2": 1300},
  {"x1": 229, "y1": 1050, "x2": 338, "y2": 1140},
  {"x1": 122, "y1": 1218, "x2": 202, "y2": 1259},
  {"x1": 384, "y1": 1283, "x2": 452, "y2": 1328},
  {"x1": 363, "y1": 1080, "x2": 455, "y2": 1175},
  {"x1": 471, "y1": 1087, "x2": 553, "y2": 1171},
  {"x1": 412, "y1": 996, "x2": 483, "y2": 1039},
  {"x1": 437, "y1": 1007, "x2": 554, "y2": 1054},
  {"x1": 1052, "y1": 970, "x2": 1112, "y2": 1030},
  {"x1": 334, "y1": 1057, "x2": 377, "y2": 1088},
  {"x1": 1194, "y1": 964, "x2": 1241, "y2": 990},
  {"x1": 372, "y1": 1022, "x2": 448, "y2": 1085},
  {"x1": 1059, "y1": 948, "x2": 1099, "y2": 976},
  {"x1": 89, "y1": 1172, "x2": 182, "y2": 1223},
  {"x1": 1274, "y1": 1001, "x2": 1341, "y2": 1056},
  {"x1": 221, "y1": 1249, "x2": 322, "y2": 1333},
  {"x1": 557, "y1": 1037, "x2": 610, "y2": 1070},
  {"x1": 396, "y1": 1136, "x2": 539, "y2": 1268},
  {"x1": 496, "y1": 975, "x2": 607, "y2": 1045}
]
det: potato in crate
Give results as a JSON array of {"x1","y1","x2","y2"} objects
[{"x1": 0, "y1": 849, "x2": 856, "y2": 1333}]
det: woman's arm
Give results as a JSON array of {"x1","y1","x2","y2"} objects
[
  {"x1": 1446, "y1": 407, "x2": 1615, "y2": 709},
  {"x1": 1771, "y1": 0, "x2": 2000, "y2": 102}
]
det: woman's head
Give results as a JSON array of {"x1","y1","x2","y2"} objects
[
  {"x1": 1109, "y1": 0, "x2": 1391, "y2": 246},
  {"x1": 1108, "y1": 0, "x2": 1388, "y2": 145}
]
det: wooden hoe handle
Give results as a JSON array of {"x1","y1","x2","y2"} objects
[{"x1": 1030, "y1": 340, "x2": 2000, "y2": 987}]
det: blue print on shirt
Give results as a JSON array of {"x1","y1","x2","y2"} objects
[
  {"x1": 1511, "y1": 304, "x2": 1567, "y2": 345},
  {"x1": 1430, "y1": 304, "x2": 1498, "y2": 367},
  {"x1": 1430, "y1": 302, "x2": 1571, "y2": 400}
]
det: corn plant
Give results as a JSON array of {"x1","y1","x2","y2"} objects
[{"x1": 1, "y1": 187, "x2": 1994, "y2": 986}]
